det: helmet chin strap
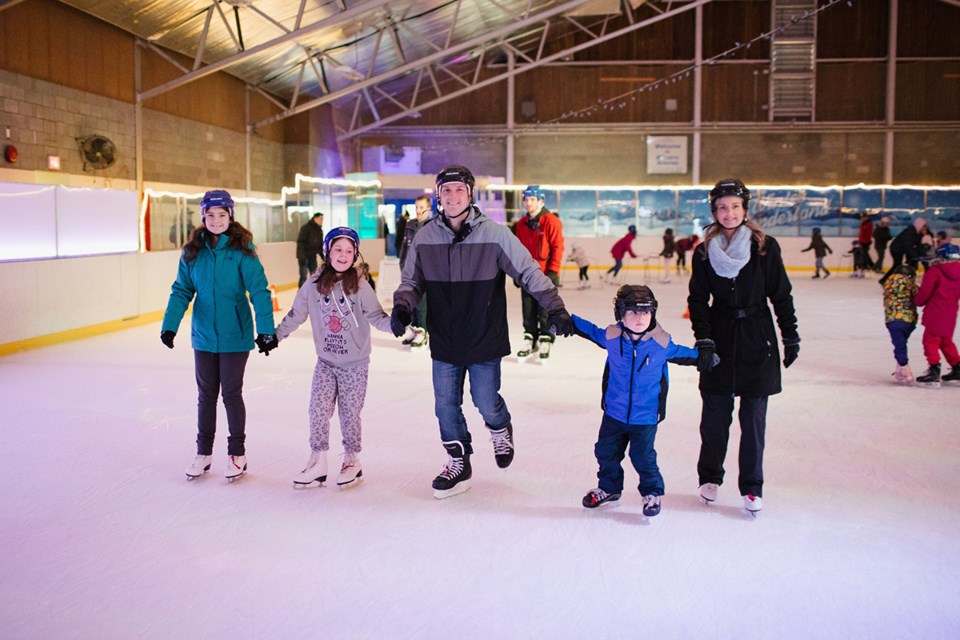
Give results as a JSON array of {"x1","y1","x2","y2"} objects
[{"x1": 442, "y1": 205, "x2": 470, "y2": 222}]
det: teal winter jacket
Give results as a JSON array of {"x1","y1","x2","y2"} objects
[{"x1": 162, "y1": 234, "x2": 275, "y2": 352}]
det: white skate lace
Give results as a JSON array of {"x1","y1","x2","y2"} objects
[
  {"x1": 439, "y1": 455, "x2": 464, "y2": 479},
  {"x1": 589, "y1": 489, "x2": 609, "y2": 505},
  {"x1": 490, "y1": 429, "x2": 513, "y2": 456}
]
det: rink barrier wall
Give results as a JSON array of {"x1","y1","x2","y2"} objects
[{"x1": 0, "y1": 236, "x2": 835, "y2": 356}]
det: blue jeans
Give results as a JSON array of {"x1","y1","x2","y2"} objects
[
  {"x1": 432, "y1": 359, "x2": 512, "y2": 454},
  {"x1": 594, "y1": 413, "x2": 662, "y2": 496},
  {"x1": 886, "y1": 320, "x2": 916, "y2": 366}
]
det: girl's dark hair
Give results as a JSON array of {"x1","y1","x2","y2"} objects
[
  {"x1": 182, "y1": 222, "x2": 256, "y2": 263},
  {"x1": 314, "y1": 263, "x2": 360, "y2": 295}
]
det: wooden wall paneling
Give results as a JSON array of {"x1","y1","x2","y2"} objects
[
  {"x1": 410, "y1": 68, "x2": 508, "y2": 126},
  {"x1": 896, "y1": 61, "x2": 960, "y2": 121},
  {"x1": 816, "y1": 62, "x2": 885, "y2": 121},
  {"x1": 249, "y1": 92, "x2": 284, "y2": 143},
  {"x1": 897, "y1": 0, "x2": 960, "y2": 58},
  {"x1": 570, "y1": 10, "x2": 695, "y2": 61},
  {"x1": 817, "y1": 0, "x2": 887, "y2": 58},
  {"x1": 702, "y1": 0, "x2": 770, "y2": 61},
  {"x1": 701, "y1": 63, "x2": 768, "y2": 122}
]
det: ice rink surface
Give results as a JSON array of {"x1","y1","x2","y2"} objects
[{"x1": 2, "y1": 269, "x2": 959, "y2": 639}]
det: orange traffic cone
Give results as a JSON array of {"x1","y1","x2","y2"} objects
[
  {"x1": 681, "y1": 306, "x2": 690, "y2": 319},
  {"x1": 269, "y1": 285, "x2": 281, "y2": 312}
]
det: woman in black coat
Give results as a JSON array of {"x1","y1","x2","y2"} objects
[{"x1": 687, "y1": 179, "x2": 800, "y2": 514}]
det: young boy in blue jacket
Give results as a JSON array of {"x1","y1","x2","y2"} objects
[{"x1": 572, "y1": 285, "x2": 716, "y2": 516}]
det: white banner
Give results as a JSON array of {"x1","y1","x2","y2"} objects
[{"x1": 646, "y1": 136, "x2": 688, "y2": 175}]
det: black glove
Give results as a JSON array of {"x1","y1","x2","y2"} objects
[
  {"x1": 783, "y1": 338, "x2": 800, "y2": 368},
  {"x1": 391, "y1": 305, "x2": 412, "y2": 338},
  {"x1": 547, "y1": 308, "x2": 575, "y2": 337},
  {"x1": 695, "y1": 339, "x2": 717, "y2": 373},
  {"x1": 255, "y1": 333, "x2": 278, "y2": 356},
  {"x1": 545, "y1": 270, "x2": 560, "y2": 286},
  {"x1": 160, "y1": 330, "x2": 176, "y2": 349}
]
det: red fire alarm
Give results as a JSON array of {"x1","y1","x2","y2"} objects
[{"x1": 3, "y1": 145, "x2": 17, "y2": 163}]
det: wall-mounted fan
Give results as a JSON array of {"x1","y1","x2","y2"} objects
[{"x1": 78, "y1": 135, "x2": 117, "y2": 171}]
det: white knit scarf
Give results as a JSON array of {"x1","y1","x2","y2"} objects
[{"x1": 707, "y1": 225, "x2": 753, "y2": 278}]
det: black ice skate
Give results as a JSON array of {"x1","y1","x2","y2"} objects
[
  {"x1": 582, "y1": 488, "x2": 621, "y2": 509},
  {"x1": 642, "y1": 495, "x2": 661, "y2": 517},
  {"x1": 432, "y1": 441, "x2": 472, "y2": 499},
  {"x1": 941, "y1": 365, "x2": 960, "y2": 385},
  {"x1": 916, "y1": 364, "x2": 941, "y2": 389},
  {"x1": 489, "y1": 423, "x2": 514, "y2": 469}
]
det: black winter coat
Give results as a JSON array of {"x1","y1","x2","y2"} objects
[{"x1": 688, "y1": 236, "x2": 798, "y2": 397}]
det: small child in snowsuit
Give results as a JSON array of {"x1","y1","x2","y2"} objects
[
  {"x1": 913, "y1": 244, "x2": 960, "y2": 388},
  {"x1": 571, "y1": 284, "x2": 715, "y2": 516},
  {"x1": 801, "y1": 227, "x2": 833, "y2": 279},
  {"x1": 882, "y1": 264, "x2": 918, "y2": 383},
  {"x1": 659, "y1": 228, "x2": 675, "y2": 283},
  {"x1": 848, "y1": 240, "x2": 867, "y2": 278},
  {"x1": 567, "y1": 244, "x2": 591, "y2": 289},
  {"x1": 275, "y1": 227, "x2": 394, "y2": 488}
]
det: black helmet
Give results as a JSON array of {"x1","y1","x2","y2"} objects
[
  {"x1": 436, "y1": 165, "x2": 476, "y2": 202},
  {"x1": 614, "y1": 284, "x2": 658, "y2": 322},
  {"x1": 709, "y1": 178, "x2": 750, "y2": 213}
]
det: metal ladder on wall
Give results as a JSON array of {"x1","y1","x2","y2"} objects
[{"x1": 769, "y1": 0, "x2": 818, "y2": 121}]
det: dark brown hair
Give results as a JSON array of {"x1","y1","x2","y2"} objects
[
  {"x1": 314, "y1": 263, "x2": 360, "y2": 296},
  {"x1": 181, "y1": 222, "x2": 256, "y2": 263}
]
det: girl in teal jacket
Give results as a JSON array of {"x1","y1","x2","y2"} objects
[{"x1": 161, "y1": 190, "x2": 276, "y2": 482}]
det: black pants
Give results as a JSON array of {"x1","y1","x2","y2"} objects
[
  {"x1": 697, "y1": 391, "x2": 768, "y2": 497},
  {"x1": 195, "y1": 350, "x2": 250, "y2": 456},
  {"x1": 298, "y1": 256, "x2": 318, "y2": 288},
  {"x1": 520, "y1": 270, "x2": 559, "y2": 340}
]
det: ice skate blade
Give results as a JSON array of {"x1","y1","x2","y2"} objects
[
  {"x1": 226, "y1": 472, "x2": 246, "y2": 483},
  {"x1": 337, "y1": 471, "x2": 363, "y2": 489},
  {"x1": 185, "y1": 473, "x2": 206, "y2": 481},
  {"x1": 744, "y1": 509, "x2": 760, "y2": 519},
  {"x1": 433, "y1": 482, "x2": 471, "y2": 500},
  {"x1": 293, "y1": 476, "x2": 326, "y2": 489},
  {"x1": 583, "y1": 499, "x2": 621, "y2": 511},
  {"x1": 916, "y1": 381, "x2": 941, "y2": 389}
]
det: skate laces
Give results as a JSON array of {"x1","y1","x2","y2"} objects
[
  {"x1": 439, "y1": 455, "x2": 464, "y2": 479},
  {"x1": 490, "y1": 429, "x2": 513, "y2": 455},
  {"x1": 340, "y1": 452, "x2": 359, "y2": 471}
]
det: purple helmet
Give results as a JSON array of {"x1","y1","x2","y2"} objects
[
  {"x1": 323, "y1": 226, "x2": 360, "y2": 257},
  {"x1": 200, "y1": 189, "x2": 235, "y2": 220}
]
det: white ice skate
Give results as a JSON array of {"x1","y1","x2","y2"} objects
[
  {"x1": 538, "y1": 337, "x2": 553, "y2": 360},
  {"x1": 892, "y1": 364, "x2": 914, "y2": 385},
  {"x1": 225, "y1": 455, "x2": 247, "y2": 482},
  {"x1": 410, "y1": 327, "x2": 428, "y2": 348},
  {"x1": 337, "y1": 452, "x2": 363, "y2": 488},
  {"x1": 699, "y1": 482, "x2": 719, "y2": 503},
  {"x1": 293, "y1": 450, "x2": 327, "y2": 488},
  {"x1": 186, "y1": 455, "x2": 212, "y2": 480},
  {"x1": 517, "y1": 333, "x2": 538, "y2": 358},
  {"x1": 743, "y1": 494, "x2": 763, "y2": 516}
]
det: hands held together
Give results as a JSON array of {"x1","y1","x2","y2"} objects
[
  {"x1": 390, "y1": 305, "x2": 413, "y2": 338},
  {"x1": 255, "y1": 334, "x2": 278, "y2": 356}
]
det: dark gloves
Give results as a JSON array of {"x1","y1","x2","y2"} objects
[
  {"x1": 160, "y1": 330, "x2": 176, "y2": 349},
  {"x1": 545, "y1": 270, "x2": 560, "y2": 286},
  {"x1": 547, "y1": 308, "x2": 575, "y2": 337},
  {"x1": 391, "y1": 305, "x2": 412, "y2": 338},
  {"x1": 695, "y1": 339, "x2": 717, "y2": 373},
  {"x1": 255, "y1": 333, "x2": 278, "y2": 356},
  {"x1": 783, "y1": 338, "x2": 800, "y2": 368}
]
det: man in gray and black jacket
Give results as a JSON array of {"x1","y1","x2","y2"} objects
[{"x1": 391, "y1": 165, "x2": 574, "y2": 499}]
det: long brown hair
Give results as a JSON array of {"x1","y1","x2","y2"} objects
[
  {"x1": 181, "y1": 221, "x2": 256, "y2": 263},
  {"x1": 313, "y1": 242, "x2": 364, "y2": 296},
  {"x1": 701, "y1": 219, "x2": 767, "y2": 256}
]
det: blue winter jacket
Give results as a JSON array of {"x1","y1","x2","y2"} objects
[
  {"x1": 573, "y1": 315, "x2": 698, "y2": 425},
  {"x1": 162, "y1": 234, "x2": 275, "y2": 353}
]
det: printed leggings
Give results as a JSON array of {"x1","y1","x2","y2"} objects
[{"x1": 308, "y1": 359, "x2": 369, "y2": 454}]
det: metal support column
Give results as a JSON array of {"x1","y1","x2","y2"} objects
[
  {"x1": 506, "y1": 51, "x2": 515, "y2": 184},
  {"x1": 692, "y1": 2, "x2": 703, "y2": 185},
  {"x1": 884, "y1": 0, "x2": 898, "y2": 184}
]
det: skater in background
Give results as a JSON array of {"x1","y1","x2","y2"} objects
[
  {"x1": 882, "y1": 264, "x2": 918, "y2": 384},
  {"x1": 873, "y1": 217, "x2": 892, "y2": 272},
  {"x1": 913, "y1": 243, "x2": 960, "y2": 388},
  {"x1": 358, "y1": 261, "x2": 376, "y2": 291},
  {"x1": 398, "y1": 195, "x2": 432, "y2": 348},
  {"x1": 275, "y1": 227, "x2": 394, "y2": 488},
  {"x1": 659, "y1": 228, "x2": 675, "y2": 283},
  {"x1": 161, "y1": 189, "x2": 277, "y2": 482},
  {"x1": 605, "y1": 225, "x2": 637, "y2": 282},
  {"x1": 572, "y1": 285, "x2": 714, "y2": 516},
  {"x1": 801, "y1": 227, "x2": 833, "y2": 279},
  {"x1": 514, "y1": 185, "x2": 565, "y2": 359},
  {"x1": 296, "y1": 212, "x2": 325, "y2": 288},
  {"x1": 567, "y1": 243, "x2": 591, "y2": 289},
  {"x1": 858, "y1": 212, "x2": 875, "y2": 271},
  {"x1": 847, "y1": 240, "x2": 867, "y2": 278},
  {"x1": 391, "y1": 165, "x2": 574, "y2": 499},
  {"x1": 688, "y1": 178, "x2": 799, "y2": 515},
  {"x1": 880, "y1": 218, "x2": 928, "y2": 285},
  {"x1": 674, "y1": 233, "x2": 699, "y2": 275}
]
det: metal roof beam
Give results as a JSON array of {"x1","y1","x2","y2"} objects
[{"x1": 336, "y1": 0, "x2": 711, "y2": 139}]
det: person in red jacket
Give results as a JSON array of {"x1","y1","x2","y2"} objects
[
  {"x1": 605, "y1": 225, "x2": 638, "y2": 282},
  {"x1": 858, "y1": 211, "x2": 875, "y2": 271},
  {"x1": 913, "y1": 243, "x2": 960, "y2": 388},
  {"x1": 514, "y1": 185, "x2": 565, "y2": 358}
]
